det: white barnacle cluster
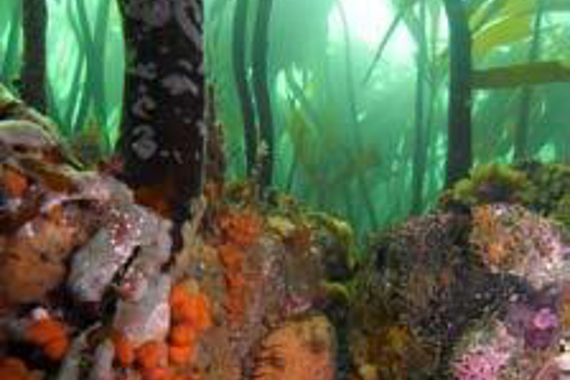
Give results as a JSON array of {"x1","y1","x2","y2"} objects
[
  {"x1": 161, "y1": 73, "x2": 199, "y2": 96},
  {"x1": 132, "y1": 62, "x2": 158, "y2": 80},
  {"x1": 124, "y1": 0, "x2": 173, "y2": 28},
  {"x1": 179, "y1": 60, "x2": 201, "y2": 75},
  {"x1": 174, "y1": 0, "x2": 203, "y2": 50},
  {"x1": 131, "y1": 124, "x2": 158, "y2": 160},
  {"x1": 132, "y1": 95, "x2": 156, "y2": 119},
  {"x1": 197, "y1": 120, "x2": 208, "y2": 139}
]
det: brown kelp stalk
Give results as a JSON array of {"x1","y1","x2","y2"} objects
[
  {"x1": 21, "y1": 0, "x2": 47, "y2": 113},
  {"x1": 442, "y1": 0, "x2": 473, "y2": 187},
  {"x1": 232, "y1": 0, "x2": 258, "y2": 177},
  {"x1": 411, "y1": 0, "x2": 428, "y2": 215},
  {"x1": 1, "y1": 1, "x2": 22, "y2": 84},
  {"x1": 117, "y1": 0, "x2": 206, "y2": 223},
  {"x1": 251, "y1": 0, "x2": 276, "y2": 190},
  {"x1": 336, "y1": 0, "x2": 378, "y2": 229},
  {"x1": 514, "y1": 0, "x2": 546, "y2": 162}
]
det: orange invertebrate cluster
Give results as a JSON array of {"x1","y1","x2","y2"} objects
[
  {"x1": 136, "y1": 340, "x2": 169, "y2": 374},
  {"x1": 25, "y1": 317, "x2": 69, "y2": 361},
  {"x1": 0, "y1": 357, "x2": 37, "y2": 380},
  {"x1": 112, "y1": 284, "x2": 212, "y2": 380},
  {"x1": 471, "y1": 206, "x2": 517, "y2": 269},
  {"x1": 216, "y1": 208, "x2": 263, "y2": 326},
  {"x1": 112, "y1": 331, "x2": 136, "y2": 368},
  {"x1": 218, "y1": 244, "x2": 247, "y2": 324},
  {"x1": 218, "y1": 208, "x2": 262, "y2": 247},
  {"x1": 168, "y1": 283, "x2": 212, "y2": 368},
  {"x1": 2, "y1": 167, "x2": 29, "y2": 198},
  {"x1": 250, "y1": 315, "x2": 336, "y2": 380}
]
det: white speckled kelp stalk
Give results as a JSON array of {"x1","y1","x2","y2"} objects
[{"x1": 117, "y1": 0, "x2": 205, "y2": 219}]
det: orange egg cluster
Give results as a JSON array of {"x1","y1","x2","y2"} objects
[
  {"x1": 218, "y1": 209, "x2": 262, "y2": 247},
  {"x1": 0, "y1": 357, "x2": 37, "y2": 380},
  {"x1": 25, "y1": 317, "x2": 69, "y2": 361}
]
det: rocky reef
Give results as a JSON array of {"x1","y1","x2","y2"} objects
[
  {"x1": 349, "y1": 163, "x2": 570, "y2": 380},
  {"x1": 0, "y1": 92, "x2": 353, "y2": 380},
  {"x1": 4, "y1": 85, "x2": 570, "y2": 380}
]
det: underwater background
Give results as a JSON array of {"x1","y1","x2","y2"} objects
[
  {"x1": 2, "y1": 0, "x2": 570, "y2": 380},
  {"x1": 2, "y1": 0, "x2": 569, "y2": 240}
]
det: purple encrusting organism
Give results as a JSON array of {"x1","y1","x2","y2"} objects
[
  {"x1": 505, "y1": 302, "x2": 560, "y2": 350},
  {"x1": 453, "y1": 346, "x2": 509, "y2": 380},
  {"x1": 533, "y1": 308, "x2": 558, "y2": 330},
  {"x1": 525, "y1": 307, "x2": 559, "y2": 350}
]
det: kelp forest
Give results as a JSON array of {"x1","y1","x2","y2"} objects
[{"x1": 1, "y1": 0, "x2": 570, "y2": 379}]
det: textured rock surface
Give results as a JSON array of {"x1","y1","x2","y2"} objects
[{"x1": 351, "y1": 204, "x2": 570, "y2": 380}]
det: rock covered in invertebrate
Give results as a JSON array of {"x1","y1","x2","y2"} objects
[
  {"x1": 0, "y1": 203, "x2": 98, "y2": 312},
  {"x1": 249, "y1": 315, "x2": 336, "y2": 380},
  {"x1": 0, "y1": 124, "x2": 112, "y2": 313},
  {"x1": 0, "y1": 118, "x2": 353, "y2": 380},
  {"x1": 164, "y1": 202, "x2": 350, "y2": 380},
  {"x1": 470, "y1": 204, "x2": 570, "y2": 288},
  {"x1": 353, "y1": 202, "x2": 570, "y2": 380},
  {"x1": 113, "y1": 273, "x2": 172, "y2": 347},
  {"x1": 68, "y1": 200, "x2": 172, "y2": 303}
]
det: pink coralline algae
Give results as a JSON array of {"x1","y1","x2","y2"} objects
[{"x1": 453, "y1": 347, "x2": 509, "y2": 380}]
